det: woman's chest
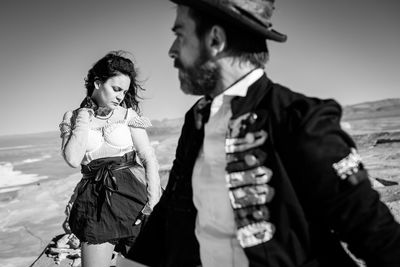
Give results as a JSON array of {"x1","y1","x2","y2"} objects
[{"x1": 86, "y1": 119, "x2": 133, "y2": 152}]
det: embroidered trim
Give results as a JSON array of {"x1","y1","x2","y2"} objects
[
  {"x1": 226, "y1": 166, "x2": 273, "y2": 188},
  {"x1": 235, "y1": 206, "x2": 270, "y2": 227},
  {"x1": 228, "y1": 184, "x2": 275, "y2": 209},
  {"x1": 226, "y1": 130, "x2": 268, "y2": 153},
  {"x1": 237, "y1": 221, "x2": 275, "y2": 248},
  {"x1": 332, "y1": 148, "x2": 362, "y2": 179},
  {"x1": 227, "y1": 112, "x2": 258, "y2": 138},
  {"x1": 226, "y1": 111, "x2": 276, "y2": 248}
]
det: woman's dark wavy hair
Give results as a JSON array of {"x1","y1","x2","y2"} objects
[{"x1": 84, "y1": 50, "x2": 145, "y2": 113}]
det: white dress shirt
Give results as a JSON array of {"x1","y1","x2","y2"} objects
[{"x1": 192, "y1": 69, "x2": 264, "y2": 267}]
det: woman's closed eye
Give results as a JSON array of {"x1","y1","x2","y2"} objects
[{"x1": 113, "y1": 86, "x2": 127, "y2": 94}]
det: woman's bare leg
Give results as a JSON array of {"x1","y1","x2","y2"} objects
[{"x1": 81, "y1": 241, "x2": 115, "y2": 267}]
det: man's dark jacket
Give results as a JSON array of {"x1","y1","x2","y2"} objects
[{"x1": 129, "y1": 74, "x2": 400, "y2": 267}]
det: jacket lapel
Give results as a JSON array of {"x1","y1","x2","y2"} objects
[{"x1": 231, "y1": 74, "x2": 272, "y2": 118}]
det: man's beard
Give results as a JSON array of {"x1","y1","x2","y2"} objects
[{"x1": 176, "y1": 47, "x2": 220, "y2": 96}]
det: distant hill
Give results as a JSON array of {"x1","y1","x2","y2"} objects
[
  {"x1": 147, "y1": 117, "x2": 183, "y2": 140},
  {"x1": 342, "y1": 98, "x2": 400, "y2": 120},
  {"x1": 151, "y1": 117, "x2": 183, "y2": 128},
  {"x1": 341, "y1": 98, "x2": 400, "y2": 135}
]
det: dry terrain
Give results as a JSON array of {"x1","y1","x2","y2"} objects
[{"x1": 342, "y1": 99, "x2": 400, "y2": 221}]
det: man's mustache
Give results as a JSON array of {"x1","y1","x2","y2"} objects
[{"x1": 174, "y1": 59, "x2": 183, "y2": 69}]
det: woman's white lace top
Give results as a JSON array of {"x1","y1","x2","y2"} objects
[{"x1": 60, "y1": 107, "x2": 151, "y2": 164}]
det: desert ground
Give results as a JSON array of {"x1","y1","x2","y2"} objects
[{"x1": 342, "y1": 99, "x2": 400, "y2": 221}]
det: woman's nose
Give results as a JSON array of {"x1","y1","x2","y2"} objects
[{"x1": 116, "y1": 93, "x2": 124, "y2": 101}]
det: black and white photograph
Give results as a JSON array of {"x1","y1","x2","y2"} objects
[{"x1": 1, "y1": 1, "x2": 400, "y2": 267}]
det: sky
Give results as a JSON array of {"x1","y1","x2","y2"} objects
[{"x1": 0, "y1": 0, "x2": 399, "y2": 136}]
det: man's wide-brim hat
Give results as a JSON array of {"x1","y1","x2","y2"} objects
[{"x1": 170, "y1": 0, "x2": 287, "y2": 42}]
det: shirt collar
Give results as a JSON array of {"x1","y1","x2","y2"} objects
[
  {"x1": 210, "y1": 68, "x2": 264, "y2": 116},
  {"x1": 223, "y1": 68, "x2": 264, "y2": 97}
]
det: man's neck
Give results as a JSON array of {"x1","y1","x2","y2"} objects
[{"x1": 209, "y1": 58, "x2": 260, "y2": 98}]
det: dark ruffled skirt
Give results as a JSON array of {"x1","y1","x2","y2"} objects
[{"x1": 69, "y1": 151, "x2": 147, "y2": 245}]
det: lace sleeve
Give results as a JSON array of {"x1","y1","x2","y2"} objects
[
  {"x1": 127, "y1": 108, "x2": 152, "y2": 129},
  {"x1": 59, "y1": 111, "x2": 74, "y2": 138}
]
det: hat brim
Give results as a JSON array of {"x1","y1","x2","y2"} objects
[{"x1": 170, "y1": 0, "x2": 287, "y2": 42}]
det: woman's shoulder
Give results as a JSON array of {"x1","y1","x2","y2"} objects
[
  {"x1": 109, "y1": 106, "x2": 151, "y2": 129},
  {"x1": 61, "y1": 110, "x2": 76, "y2": 122},
  {"x1": 123, "y1": 107, "x2": 152, "y2": 129}
]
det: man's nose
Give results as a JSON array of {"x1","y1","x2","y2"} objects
[{"x1": 168, "y1": 40, "x2": 178, "y2": 59}]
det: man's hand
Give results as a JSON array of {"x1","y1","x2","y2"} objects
[{"x1": 134, "y1": 203, "x2": 153, "y2": 225}]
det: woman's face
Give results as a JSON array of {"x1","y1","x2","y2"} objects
[{"x1": 92, "y1": 73, "x2": 131, "y2": 109}]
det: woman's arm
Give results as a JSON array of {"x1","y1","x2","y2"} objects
[
  {"x1": 60, "y1": 108, "x2": 93, "y2": 168},
  {"x1": 130, "y1": 126, "x2": 161, "y2": 210}
]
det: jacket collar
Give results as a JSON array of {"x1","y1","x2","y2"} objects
[
  {"x1": 231, "y1": 72, "x2": 272, "y2": 118},
  {"x1": 211, "y1": 68, "x2": 264, "y2": 116}
]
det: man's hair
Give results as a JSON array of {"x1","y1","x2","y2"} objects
[{"x1": 188, "y1": 7, "x2": 269, "y2": 68}]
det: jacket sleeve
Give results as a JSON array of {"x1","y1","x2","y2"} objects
[
  {"x1": 286, "y1": 98, "x2": 400, "y2": 267},
  {"x1": 127, "y1": 109, "x2": 192, "y2": 266}
]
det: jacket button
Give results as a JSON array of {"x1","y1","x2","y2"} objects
[
  {"x1": 245, "y1": 132, "x2": 255, "y2": 143},
  {"x1": 244, "y1": 154, "x2": 258, "y2": 166},
  {"x1": 253, "y1": 210, "x2": 264, "y2": 220},
  {"x1": 249, "y1": 113, "x2": 258, "y2": 124},
  {"x1": 237, "y1": 209, "x2": 247, "y2": 218}
]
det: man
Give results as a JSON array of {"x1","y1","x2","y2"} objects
[{"x1": 128, "y1": 0, "x2": 400, "y2": 266}]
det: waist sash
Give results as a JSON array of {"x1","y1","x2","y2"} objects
[{"x1": 79, "y1": 151, "x2": 140, "y2": 216}]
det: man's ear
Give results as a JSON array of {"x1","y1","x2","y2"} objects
[{"x1": 205, "y1": 25, "x2": 227, "y2": 57}]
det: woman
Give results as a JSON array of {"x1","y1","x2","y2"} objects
[{"x1": 59, "y1": 51, "x2": 161, "y2": 267}]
